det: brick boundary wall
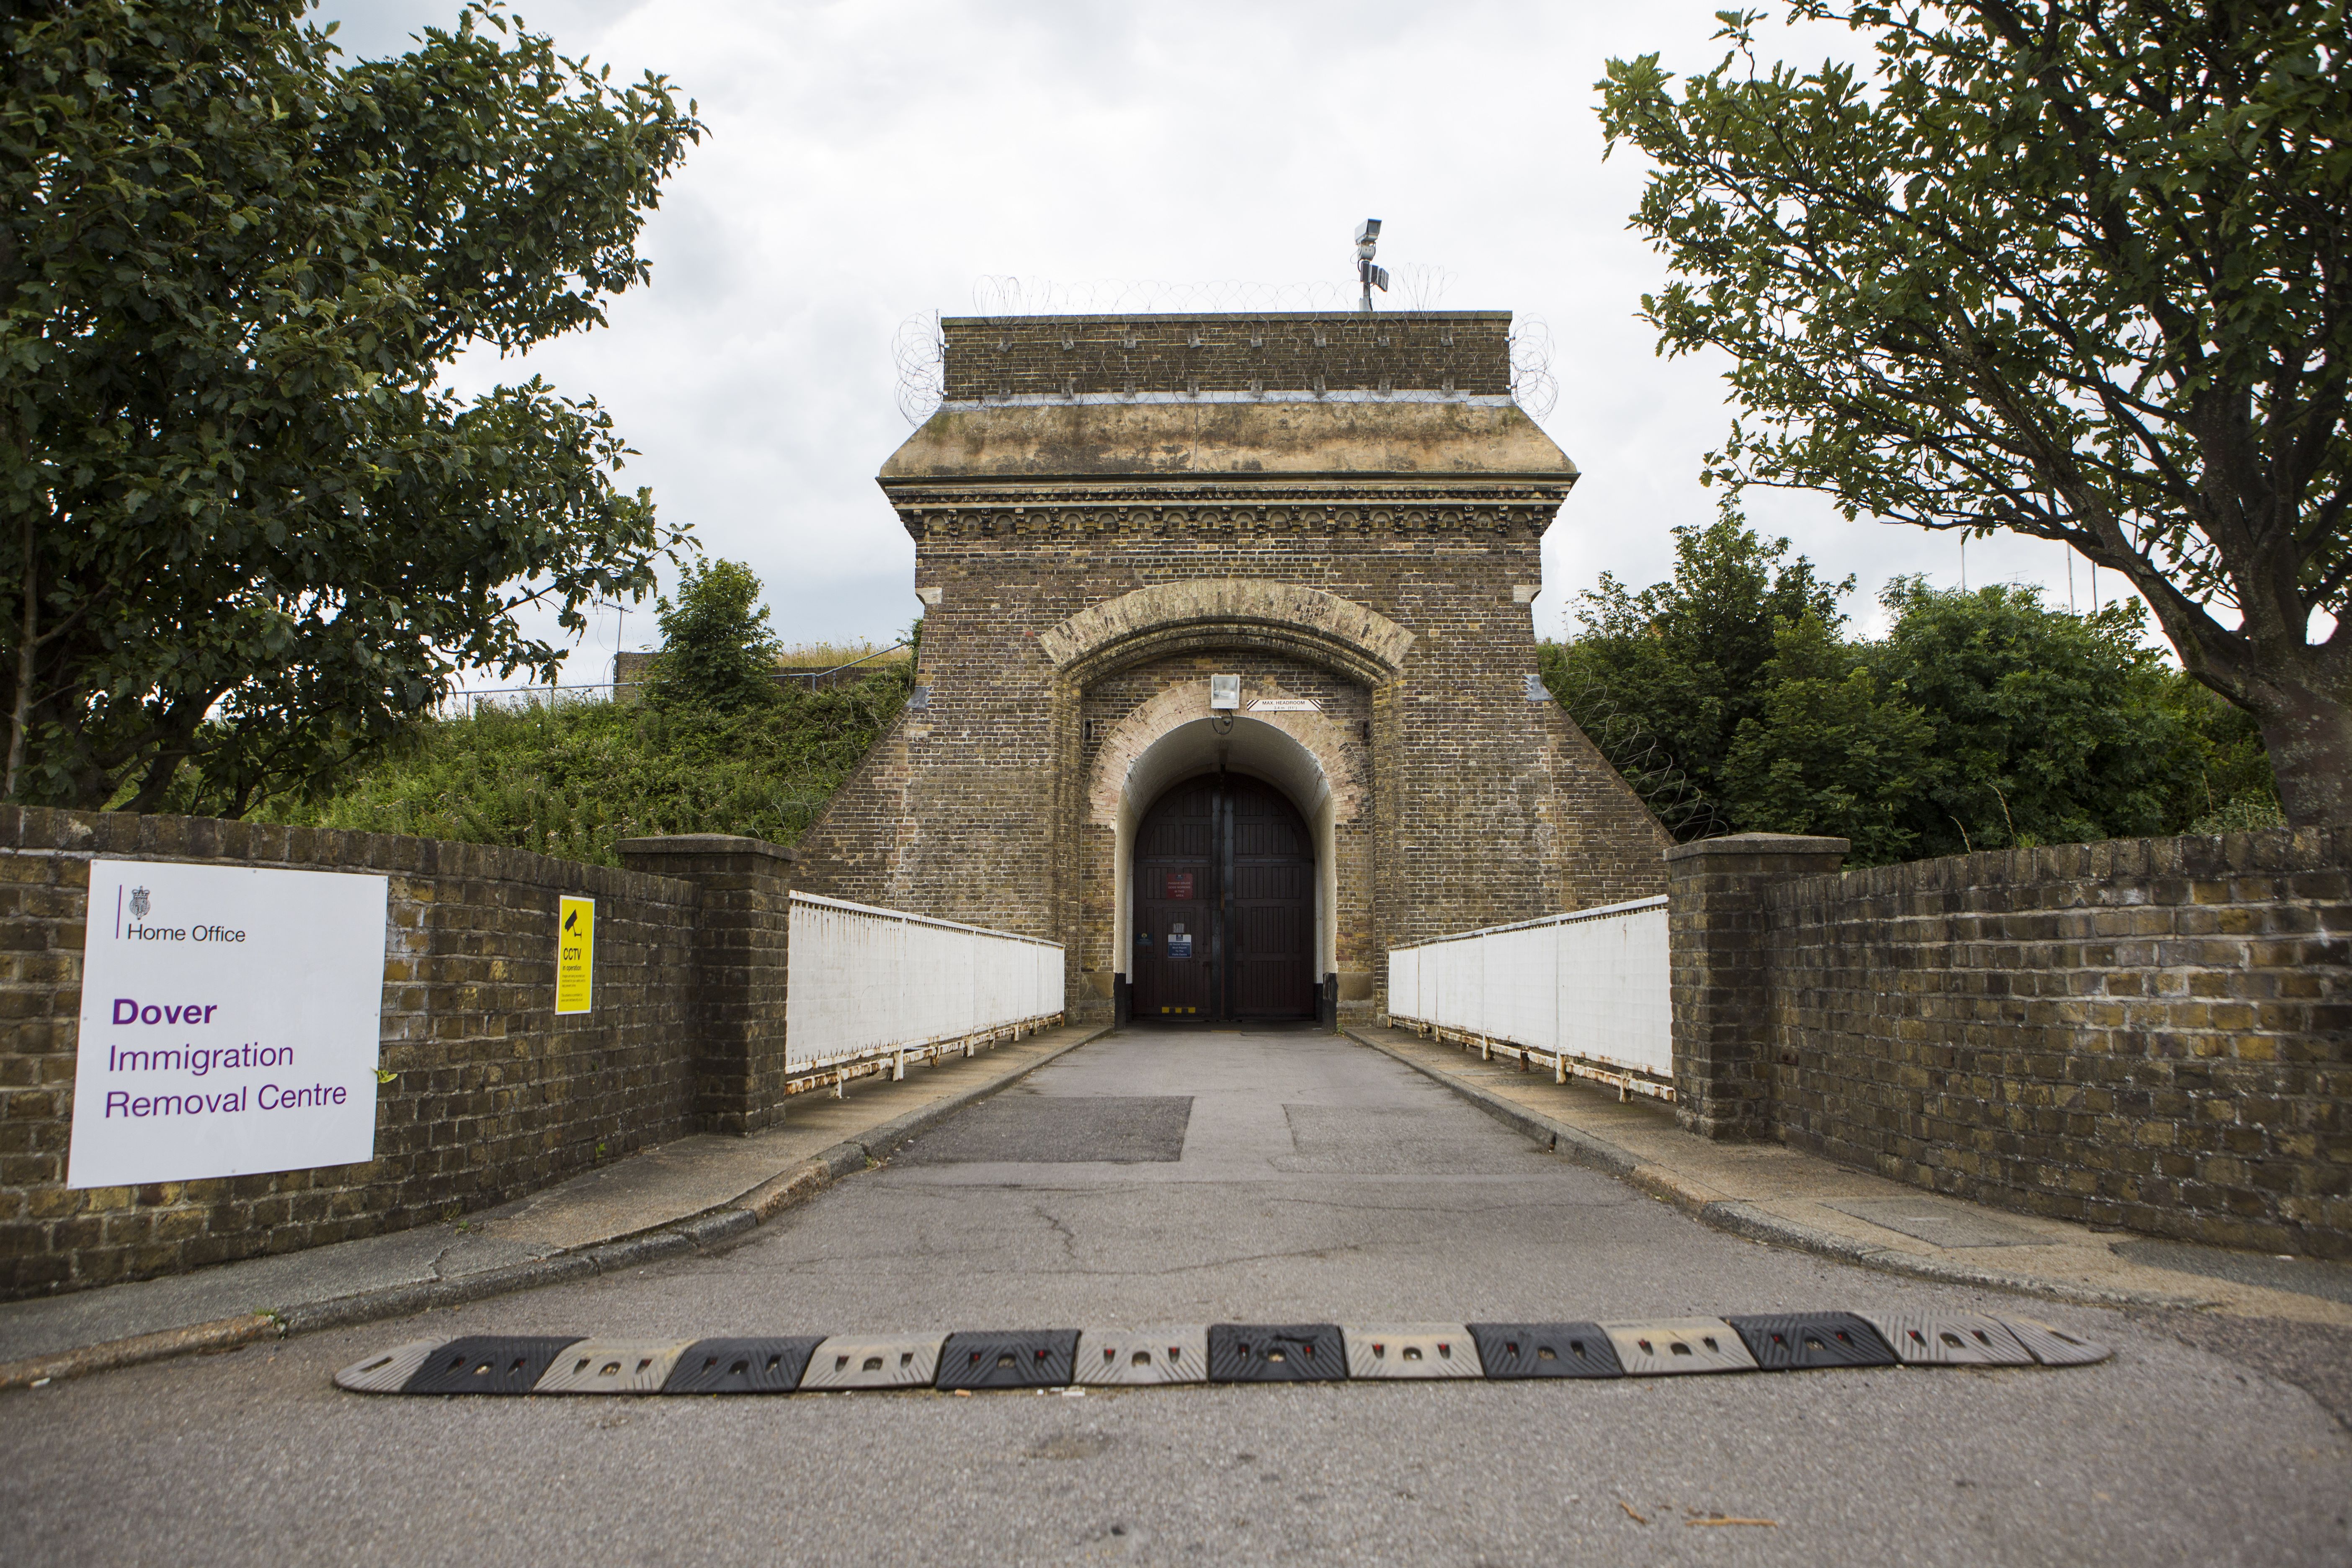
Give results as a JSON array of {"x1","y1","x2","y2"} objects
[
  {"x1": 0, "y1": 806, "x2": 802, "y2": 1302},
  {"x1": 616, "y1": 836, "x2": 795, "y2": 1136},
  {"x1": 1666, "y1": 835, "x2": 1852, "y2": 1141},
  {"x1": 1668, "y1": 830, "x2": 2352, "y2": 1258}
]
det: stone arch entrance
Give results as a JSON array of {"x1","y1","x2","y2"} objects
[
  {"x1": 1088, "y1": 691, "x2": 1353, "y2": 1025},
  {"x1": 1132, "y1": 772, "x2": 1317, "y2": 1021}
]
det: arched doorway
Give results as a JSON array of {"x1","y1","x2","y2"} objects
[{"x1": 1131, "y1": 774, "x2": 1317, "y2": 1021}]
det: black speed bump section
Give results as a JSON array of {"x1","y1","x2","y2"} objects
[
  {"x1": 1209, "y1": 1323, "x2": 1344, "y2": 1382},
  {"x1": 937, "y1": 1330, "x2": 1081, "y2": 1390},
  {"x1": 403, "y1": 1336, "x2": 582, "y2": 1395},
  {"x1": 1467, "y1": 1322, "x2": 1623, "y2": 1379},
  {"x1": 1726, "y1": 1312, "x2": 1896, "y2": 1371},
  {"x1": 663, "y1": 1336, "x2": 828, "y2": 1394}
]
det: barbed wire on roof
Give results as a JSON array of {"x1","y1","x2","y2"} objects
[
  {"x1": 889, "y1": 281, "x2": 1562, "y2": 426},
  {"x1": 1544, "y1": 662, "x2": 1728, "y2": 843},
  {"x1": 1510, "y1": 316, "x2": 1558, "y2": 421},
  {"x1": 892, "y1": 311, "x2": 946, "y2": 426},
  {"x1": 970, "y1": 276, "x2": 1358, "y2": 317},
  {"x1": 1393, "y1": 262, "x2": 1456, "y2": 312}
]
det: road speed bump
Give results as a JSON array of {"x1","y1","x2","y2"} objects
[
  {"x1": 2000, "y1": 1316, "x2": 2112, "y2": 1367},
  {"x1": 333, "y1": 1340, "x2": 444, "y2": 1394},
  {"x1": 1467, "y1": 1322, "x2": 1623, "y2": 1379},
  {"x1": 1862, "y1": 1312, "x2": 2034, "y2": 1367},
  {"x1": 937, "y1": 1330, "x2": 1081, "y2": 1390},
  {"x1": 332, "y1": 1308, "x2": 2110, "y2": 1398},
  {"x1": 534, "y1": 1340, "x2": 695, "y2": 1394},
  {"x1": 1726, "y1": 1312, "x2": 1896, "y2": 1371},
  {"x1": 1342, "y1": 1324, "x2": 1482, "y2": 1380},
  {"x1": 800, "y1": 1334, "x2": 945, "y2": 1390},
  {"x1": 1602, "y1": 1318, "x2": 1759, "y2": 1376},
  {"x1": 1074, "y1": 1326, "x2": 1209, "y2": 1385},
  {"x1": 1208, "y1": 1323, "x2": 1345, "y2": 1382},
  {"x1": 402, "y1": 1336, "x2": 583, "y2": 1395},
  {"x1": 663, "y1": 1337, "x2": 829, "y2": 1394}
]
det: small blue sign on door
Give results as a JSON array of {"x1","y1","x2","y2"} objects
[{"x1": 1166, "y1": 933, "x2": 1193, "y2": 959}]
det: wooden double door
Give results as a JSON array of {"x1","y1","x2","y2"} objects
[{"x1": 1131, "y1": 774, "x2": 1317, "y2": 1021}]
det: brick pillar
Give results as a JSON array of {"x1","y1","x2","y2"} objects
[
  {"x1": 1666, "y1": 833, "x2": 1847, "y2": 1141},
  {"x1": 617, "y1": 834, "x2": 795, "y2": 1136}
]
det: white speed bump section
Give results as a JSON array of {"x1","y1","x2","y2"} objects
[
  {"x1": 1602, "y1": 1318, "x2": 1759, "y2": 1376},
  {"x1": 532, "y1": 1339, "x2": 696, "y2": 1394},
  {"x1": 801, "y1": 1333, "x2": 945, "y2": 1390},
  {"x1": 1343, "y1": 1324, "x2": 1482, "y2": 1380},
  {"x1": 2000, "y1": 1317, "x2": 2112, "y2": 1367},
  {"x1": 1075, "y1": 1326, "x2": 1209, "y2": 1385},
  {"x1": 333, "y1": 1339, "x2": 444, "y2": 1394},
  {"x1": 1862, "y1": 1312, "x2": 2033, "y2": 1367}
]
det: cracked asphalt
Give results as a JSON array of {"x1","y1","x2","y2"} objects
[{"x1": 3, "y1": 1028, "x2": 2346, "y2": 1566}]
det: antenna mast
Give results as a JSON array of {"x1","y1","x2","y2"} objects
[{"x1": 1355, "y1": 219, "x2": 1387, "y2": 313}]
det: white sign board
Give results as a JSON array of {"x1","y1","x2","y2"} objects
[{"x1": 68, "y1": 860, "x2": 389, "y2": 1188}]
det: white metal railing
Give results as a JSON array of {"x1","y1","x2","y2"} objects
[
  {"x1": 437, "y1": 644, "x2": 914, "y2": 720},
  {"x1": 1385, "y1": 896, "x2": 1672, "y2": 1101},
  {"x1": 438, "y1": 681, "x2": 635, "y2": 719},
  {"x1": 785, "y1": 891, "x2": 1065, "y2": 1095}
]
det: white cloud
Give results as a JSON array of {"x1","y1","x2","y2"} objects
[{"x1": 313, "y1": 0, "x2": 2152, "y2": 686}]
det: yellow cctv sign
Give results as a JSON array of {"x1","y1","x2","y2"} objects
[{"x1": 557, "y1": 896, "x2": 595, "y2": 1014}]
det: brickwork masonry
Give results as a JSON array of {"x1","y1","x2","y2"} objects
[
  {"x1": 0, "y1": 806, "x2": 800, "y2": 1302},
  {"x1": 939, "y1": 312, "x2": 1513, "y2": 400},
  {"x1": 1669, "y1": 829, "x2": 2352, "y2": 1259}
]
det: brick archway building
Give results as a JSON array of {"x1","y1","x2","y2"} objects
[{"x1": 792, "y1": 312, "x2": 1667, "y2": 1025}]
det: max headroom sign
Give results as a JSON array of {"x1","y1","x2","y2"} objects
[{"x1": 67, "y1": 861, "x2": 389, "y2": 1188}]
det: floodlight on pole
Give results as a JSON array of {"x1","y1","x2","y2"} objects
[{"x1": 1355, "y1": 219, "x2": 1388, "y2": 313}]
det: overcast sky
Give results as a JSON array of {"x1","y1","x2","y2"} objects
[{"x1": 315, "y1": 0, "x2": 2147, "y2": 688}]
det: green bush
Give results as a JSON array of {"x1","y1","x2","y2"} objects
[{"x1": 254, "y1": 670, "x2": 908, "y2": 866}]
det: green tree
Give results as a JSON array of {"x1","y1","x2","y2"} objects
[
  {"x1": 2159, "y1": 676, "x2": 2281, "y2": 831},
  {"x1": 1600, "y1": 2, "x2": 2352, "y2": 825},
  {"x1": 1870, "y1": 580, "x2": 2206, "y2": 855},
  {"x1": 645, "y1": 559, "x2": 781, "y2": 712},
  {"x1": 1, "y1": 1, "x2": 703, "y2": 812},
  {"x1": 1544, "y1": 502, "x2": 1850, "y2": 818},
  {"x1": 1718, "y1": 611, "x2": 1936, "y2": 862}
]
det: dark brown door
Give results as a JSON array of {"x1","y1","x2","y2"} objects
[
  {"x1": 1133, "y1": 778, "x2": 1216, "y2": 1017},
  {"x1": 1131, "y1": 774, "x2": 1315, "y2": 1022},
  {"x1": 1229, "y1": 779, "x2": 1315, "y2": 1019}
]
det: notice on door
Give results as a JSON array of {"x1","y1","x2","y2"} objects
[
  {"x1": 68, "y1": 860, "x2": 388, "y2": 1189},
  {"x1": 1164, "y1": 872, "x2": 1194, "y2": 900},
  {"x1": 557, "y1": 896, "x2": 595, "y2": 1014},
  {"x1": 1166, "y1": 933, "x2": 1194, "y2": 959}
]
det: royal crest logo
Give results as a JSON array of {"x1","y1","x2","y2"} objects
[{"x1": 129, "y1": 886, "x2": 151, "y2": 919}]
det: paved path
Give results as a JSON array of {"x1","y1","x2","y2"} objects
[
  {"x1": 3, "y1": 1028, "x2": 2346, "y2": 1566},
  {"x1": 0, "y1": 1024, "x2": 1109, "y2": 1378},
  {"x1": 1352, "y1": 1024, "x2": 2352, "y2": 1322}
]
